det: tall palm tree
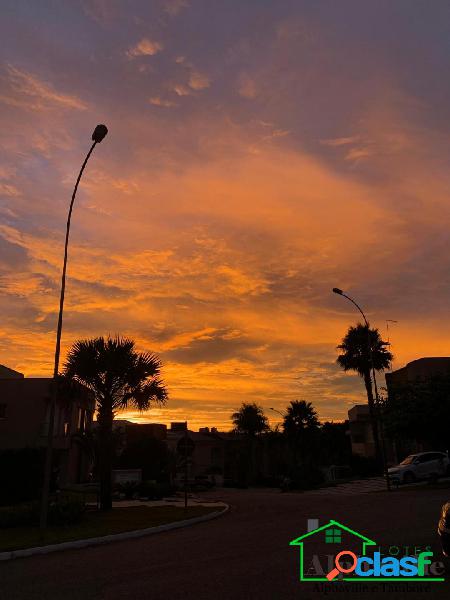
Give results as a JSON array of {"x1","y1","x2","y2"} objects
[
  {"x1": 336, "y1": 323, "x2": 392, "y2": 464},
  {"x1": 231, "y1": 403, "x2": 269, "y2": 436},
  {"x1": 64, "y1": 336, "x2": 168, "y2": 510}
]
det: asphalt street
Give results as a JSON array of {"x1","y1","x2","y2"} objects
[{"x1": 2, "y1": 485, "x2": 450, "y2": 600}]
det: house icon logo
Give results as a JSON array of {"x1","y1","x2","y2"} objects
[
  {"x1": 289, "y1": 519, "x2": 444, "y2": 583},
  {"x1": 290, "y1": 519, "x2": 376, "y2": 582}
]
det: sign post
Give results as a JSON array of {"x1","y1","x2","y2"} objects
[{"x1": 176, "y1": 424, "x2": 195, "y2": 514}]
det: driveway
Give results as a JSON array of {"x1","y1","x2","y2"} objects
[{"x1": 1, "y1": 486, "x2": 450, "y2": 600}]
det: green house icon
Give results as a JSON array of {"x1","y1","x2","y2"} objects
[{"x1": 289, "y1": 519, "x2": 376, "y2": 582}]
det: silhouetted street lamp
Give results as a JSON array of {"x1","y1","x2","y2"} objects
[
  {"x1": 332, "y1": 287, "x2": 390, "y2": 491},
  {"x1": 40, "y1": 125, "x2": 108, "y2": 532},
  {"x1": 269, "y1": 407, "x2": 285, "y2": 418}
]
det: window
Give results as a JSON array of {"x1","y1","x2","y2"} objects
[
  {"x1": 0, "y1": 404, "x2": 7, "y2": 419},
  {"x1": 77, "y1": 408, "x2": 85, "y2": 432},
  {"x1": 429, "y1": 453, "x2": 445, "y2": 461},
  {"x1": 325, "y1": 528, "x2": 342, "y2": 544},
  {"x1": 418, "y1": 454, "x2": 433, "y2": 463}
]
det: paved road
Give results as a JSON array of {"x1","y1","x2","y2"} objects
[{"x1": 2, "y1": 486, "x2": 450, "y2": 600}]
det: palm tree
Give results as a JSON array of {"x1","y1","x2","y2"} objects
[
  {"x1": 231, "y1": 403, "x2": 269, "y2": 436},
  {"x1": 336, "y1": 323, "x2": 392, "y2": 464},
  {"x1": 282, "y1": 400, "x2": 320, "y2": 468},
  {"x1": 231, "y1": 403, "x2": 268, "y2": 486},
  {"x1": 64, "y1": 336, "x2": 168, "y2": 510},
  {"x1": 282, "y1": 400, "x2": 319, "y2": 437}
]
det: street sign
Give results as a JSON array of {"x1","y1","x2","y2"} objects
[
  {"x1": 177, "y1": 457, "x2": 194, "y2": 468},
  {"x1": 177, "y1": 436, "x2": 195, "y2": 456}
]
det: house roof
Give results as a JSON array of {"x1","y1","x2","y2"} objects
[
  {"x1": 289, "y1": 519, "x2": 376, "y2": 546},
  {"x1": 0, "y1": 364, "x2": 24, "y2": 378}
]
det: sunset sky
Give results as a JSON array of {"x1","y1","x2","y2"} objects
[{"x1": 2, "y1": 1, "x2": 450, "y2": 430}]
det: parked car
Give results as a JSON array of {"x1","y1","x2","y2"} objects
[
  {"x1": 388, "y1": 452, "x2": 449, "y2": 485},
  {"x1": 438, "y1": 503, "x2": 450, "y2": 556}
]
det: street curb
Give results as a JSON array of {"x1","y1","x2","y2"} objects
[{"x1": 0, "y1": 504, "x2": 229, "y2": 562}]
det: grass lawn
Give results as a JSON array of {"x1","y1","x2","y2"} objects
[{"x1": 0, "y1": 505, "x2": 218, "y2": 553}]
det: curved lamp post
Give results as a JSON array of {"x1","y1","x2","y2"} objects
[
  {"x1": 40, "y1": 125, "x2": 108, "y2": 532},
  {"x1": 269, "y1": 407, "x2": 285, "y2": 418},
  {"x1": 332, "y1": 287, "x2": 390, "y2": 491}
]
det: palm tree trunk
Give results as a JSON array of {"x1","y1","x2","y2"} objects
[
  {"x1": 363, "y1": 370, "x2": 382, "y2": 467},
  {"x1": 97, "y1": 407, "x2": 113, "y2": 511}
]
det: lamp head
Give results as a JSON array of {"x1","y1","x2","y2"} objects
[
  {"x1": 332, "y1": 287, "x2": 343, "y2": 295},
  {"x1": 92, "y1": 124, "x2": 108, "y2": 143}
]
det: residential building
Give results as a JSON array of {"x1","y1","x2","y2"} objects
[
  {"x1": 0, "y1": 364, "x2": 95, "y2": 485},
  {"x1": 348, "y1": 404, "x2": 375, "y2": 458},
  {"x1": 385, "y1": 357, "x2": 450, "y2": 388},
  {"x1": 384, "y1": 357, "x2": 450, "y2": 459},
  {"x1": 167, "y1": 423, "x2": 227, "y2": 485}
]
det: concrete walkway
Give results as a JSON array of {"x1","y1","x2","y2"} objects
[{"x1": 105, "y1": 493, "x2": 226, "y2": 509}]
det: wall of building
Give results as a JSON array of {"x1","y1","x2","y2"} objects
[
  {"x1": 0, "y1": 375, "x2": 95, "y2": 484},
  {"x1": 348, "y1": 404, "x2": 375, "y2": 458}
]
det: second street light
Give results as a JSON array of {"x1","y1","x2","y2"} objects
[
  {"x1": 332, "y1": 287, "x2": 391, "y2": 491},
  {"x1": 40, "y1": 124, "x2": 109, "y2": 532}
]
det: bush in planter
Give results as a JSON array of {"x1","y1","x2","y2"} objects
[
  {"x1": 138, "y1": 480, "x2": 175, "y2": 500},
  {"x1": 117, "y1": 481, "x2": 140, "y2": 500}
]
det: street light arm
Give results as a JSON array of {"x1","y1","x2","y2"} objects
[
  {"x1": 339, "y1": 292, "x2": 369, "y2": 327},
  {"x1": 53, "y1": 141, "x2": 97, "y2": 378},
  {"x1": 269, "y1": 407, "x2": 285, "y2": 418}
]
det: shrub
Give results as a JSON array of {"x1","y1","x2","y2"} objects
[
  {"x1": 0, "y1": 495, "x2": 85, "y2": 528},
  {"x1": 138, "y1": 480, "x2": 175, "y2": 500},
  {"x1": 117, "y1": 481, "x2": 139, "y2": 500},
  {"x1": 48, "y1": 494, "x2": 85, "y2": 526},
  {"x1": 0, "y1": 448, "x2": 45, "y2": 506},
  {"x1": 0, "y1": 503, "x2": 39, "y2": 528},
  {"x1": 291, "y1": 463, "x2": 325, "y2": 490}
]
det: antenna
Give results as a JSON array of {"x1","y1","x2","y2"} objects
[{"x1": 386, "y1": 320, "x2": 398, "y2": 370}]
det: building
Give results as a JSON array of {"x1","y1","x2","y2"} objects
[
  {"x1": 0, "y1": 364, "x2": 95, "y2": 485},
  {"x1": 348, "y1": 404, "x2": 375, "y2": 458},
  {"x1": 112, "y1": 419, "x2": 167, "y2": 442},
  {"x1": 384, "y1": 357, "x2": 450, "y2": 459},
  {"x1": 385, "y1": 357, "x2": 450, "y2": 389},
  {"x1": 167, "y1": 423, "x2": 227, "y2": 485}
]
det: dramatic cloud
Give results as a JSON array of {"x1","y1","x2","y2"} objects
[
  {"x1": 0, "y1": 65, "x2": 87, "y2": 111},
  {"x1": 2, "y1": 1, "x2": 450, "y2": 430}
]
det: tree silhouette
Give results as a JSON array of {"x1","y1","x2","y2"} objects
[
  {"x1": 336, "y1": 323, "x2": 392, "y2": 465},
  {"x1": 282, "y1": 400, "x2": 320, "y2": 468},
  {"x1": 231, "y1": 402, "x2": 269, "y2": 436},
  {"x1": 64, "y1": 336, "x2": 167, "y2": 510},
  {"x1": 282, "y1": 400, "x2": 319, "y2": 437}
]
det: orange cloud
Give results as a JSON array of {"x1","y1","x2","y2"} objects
[{"x1": 126, "y1": 38, "x2": 163, "y2": 58}]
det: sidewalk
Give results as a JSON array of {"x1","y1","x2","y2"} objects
[{"x1": 94, "y1": 493, "x2": 226, "y2": 509}]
